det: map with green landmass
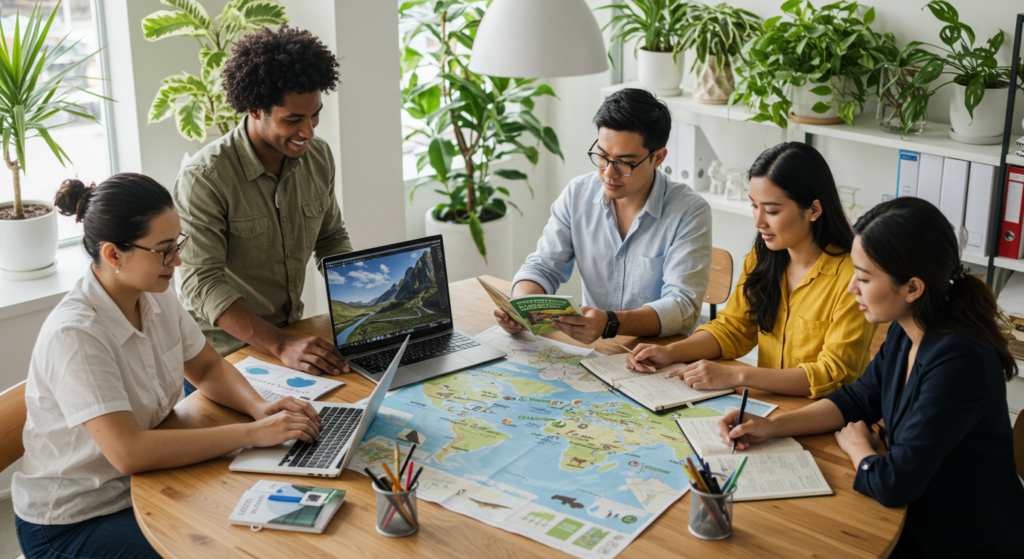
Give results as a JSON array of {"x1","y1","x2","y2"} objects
[{"x1": 349, "y1": 327, "x2": 753, "y2": 559}]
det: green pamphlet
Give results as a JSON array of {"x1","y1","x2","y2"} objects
[{"x1": 477, "y1": 277, "x2": 583, "y2": 335}]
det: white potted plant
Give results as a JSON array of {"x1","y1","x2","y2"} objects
[
  {"x1": 0, "y1": 1, "x2": 104, "y2": 280},
  {"x1": 597, "y1": 0, "x2": 690, "y2": 96},
  {"x1": 890, "y1": 2, "x2": 1020, "y2": 145},
  {"x1": 400, "y1": 0, "x2": 562, "y2": 281},
  {"x1": 680, "y1": 3, "x2": 761, "y2": 104}
]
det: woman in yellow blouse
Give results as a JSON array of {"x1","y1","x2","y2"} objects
[{"x1": 626, "y1": 142, "x2": 876, "y2": 398}]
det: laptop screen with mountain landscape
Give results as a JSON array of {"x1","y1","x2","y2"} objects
[{"x1": 324, "y1": 238, "x2": 451, "y2": 351}]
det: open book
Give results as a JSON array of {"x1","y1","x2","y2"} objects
[
  {"x1": 677, "y1": 416, "x2": 832, "y2": 501},
  {"x1": 477, "y1": 277, "x2": 583, "y2": 335},
  {"x1": 229, "y1": 480, "x2": 346, "y2": 533},
  {"x1": 579, "y1": 353, "x2": 733, "y2": 412},
  {"x1": 233, "y1": 356, "x2": 344, "y2": 402}
]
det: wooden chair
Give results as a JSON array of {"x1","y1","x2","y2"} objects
[
  {"x1": 1014, "y1": 412, "x2": 1024, "y2": 482},
  {"x1": 0, "y1": 381, "x2": 27, "y2": 472},
  {"x1": 705, "y1": 247, "x2": 733, "y2": 320}
]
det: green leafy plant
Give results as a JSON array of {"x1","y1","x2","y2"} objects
[
  {"x1": 880, "y1": 1, "x2": 1024, "y2": 134},
  {"x1": 142, "y1": 0, "x2": 288, "y2": 142},
  {"x1": 0, "y1": 0, "x2": 104, "y2": 220},
  {"x1": 680, "y1": 3, "x2": 762, "y2": 73},
  {"x1": 400, "y1": 0, "x2": 563, "y2": 263},
  {"x1": 595, "y1": 0, "x2": 691, "y2": 62},
  {"x1": 871, "y1": 41, "x2": 938, "y2": 134},
  {"x1": 729, "y1": 0, "x2": 893, "y2": 127}
]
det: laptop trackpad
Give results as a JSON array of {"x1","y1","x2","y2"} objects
[{"x1": 407, "y1": 353, "x2": 474, "y2": 379}]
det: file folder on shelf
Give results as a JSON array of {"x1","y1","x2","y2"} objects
[{"x1": 997, "y1": 167, "x2": 1024, "y2": 259}]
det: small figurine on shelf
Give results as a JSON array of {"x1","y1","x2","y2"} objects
[
  {"x1": 724, "y1": 167, "x2": 748, "y2": 201},
  {"x1": 708, "y1": 160, "x2": 726, "y2": 195}
]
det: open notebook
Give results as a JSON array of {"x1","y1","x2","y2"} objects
[
  {"x1": 677, "y1": 416, "x2": 832, "y2": 501},
  {"x1": 579, "y1": 353, "x2": 733, "y2": 412}
]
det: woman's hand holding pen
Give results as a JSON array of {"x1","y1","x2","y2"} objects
[
  {"x1": 625, "y1": 344, "x2": 671, "y2": 371},
  {"x1": 716, "y1": 409, "x2": 772, "y2": 451}
]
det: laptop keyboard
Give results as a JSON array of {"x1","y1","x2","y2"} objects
[
  {"x1": 350, "y1": 332, "x2": 480, "y2": 375},
  {"x1": 278, "y1": 406, "x2": 362, "y2": 469}
]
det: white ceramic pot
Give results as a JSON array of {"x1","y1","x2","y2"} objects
[
  {"x1": 0, "y1": 200, "x2": 58, "y2": 280},
  {"x1": 637, "y1": 49, "x2": 684, "y2": 97},
  {"x1": 424, "y1": 208, "x2": 513, "y2": 282},
  {"x1": 789, "y1": 78, "x2": 845, "y2": 120},
  {"x1": 949, "y1": 83, "x2": 1007, "y2": 145},
  {"x1": 692, "y1": 55, "x2": 734, "y2": 104}
]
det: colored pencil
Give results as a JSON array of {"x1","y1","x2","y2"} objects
[
  {"x1": 722, "y1": 456, "x2": 748, "y2": 494},
  {"x1": 406, "y1": 460, "x2": 414, "y2": 490},
  {"x1": 400, "y1": 444, "x2": 417, "y2": 483},
  {"x1": 381, "y1": 463, "x2": 418, "y2": 528}
]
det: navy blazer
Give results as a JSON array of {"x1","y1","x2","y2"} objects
[{"x1": 826, "y1": 322, "x2": 1024, "y2": 559}]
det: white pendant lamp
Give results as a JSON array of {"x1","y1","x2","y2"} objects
[{"x1": 468, "y1": 0, "x2": 609, "y2": 78}]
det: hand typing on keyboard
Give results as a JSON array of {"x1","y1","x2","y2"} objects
[{"x1": 247, "y1": 396, "x2": 322, "y2": 446}]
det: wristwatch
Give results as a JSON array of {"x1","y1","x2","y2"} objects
[{"x1": 601, "y1": 310, "x2": 620, "y2": 339}]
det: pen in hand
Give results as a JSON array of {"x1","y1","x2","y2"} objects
[
  {"x1": 731, "y1": 388, "x2": 749, "y2": 454},
  {"x1": 612, "y1": 340, "x2": 656, "y2": 372}
]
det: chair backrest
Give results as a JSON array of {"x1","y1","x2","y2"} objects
[
  {"x1": 0, "y1": 381, "x2": 27, "y2": 472},
  {"x1": 1013, "y1": 412, "x2": 1024, "y2": 481},
  {"x1": 705, "y1": 247, "x2": 733, "y2": 307},
  {"x1": 870, "y1": 322, "x2": 891, "y2": 361}
]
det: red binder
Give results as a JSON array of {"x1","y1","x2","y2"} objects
[{"x1": 998, "y1": 166, "x2": 1024, "y2": 259}]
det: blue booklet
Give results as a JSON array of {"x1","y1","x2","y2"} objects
[{"x1": 229, "y1": 480, "x2": 345, "y2": 534}]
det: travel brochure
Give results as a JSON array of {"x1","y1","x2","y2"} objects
[{"x1": 477, "y1": 277, "x2": 583, "y2": 335}]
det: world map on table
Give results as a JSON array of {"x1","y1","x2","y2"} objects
[{"x1": 348, "y1": 327, "x2": 746, "y2": 559}]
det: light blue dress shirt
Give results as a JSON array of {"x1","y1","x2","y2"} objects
[{"x1": 513, "y1": 170, "x2": 713, "y2": 336}]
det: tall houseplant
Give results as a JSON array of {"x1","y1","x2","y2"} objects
[
  {"x1": 595, "y1": 0, "x2": 691, "y2": 95},
  {"x1": 0, "y1": 0, "x2": 104, "y2": 278},
  {"x1": 400, "y1": 0, "x2": 563, "y2": 265},
  {"x1": 142, "y1": 0, "x2": 288, "y2": 142},
  {"x1": 883, "y1": 1, "x2": 1022, "y2": 143},
  {"x1": 679, "y1": 2, "x2": 762, "y2": 104},
  {"x1": 729, "y1": 0, "x2": 892, "y2": 127}
]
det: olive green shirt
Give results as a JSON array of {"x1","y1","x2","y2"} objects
[{"x1": 173, "y1": 118, "x2": 353, "y2": 356}]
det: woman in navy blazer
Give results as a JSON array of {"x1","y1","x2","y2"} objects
[{"x1": 718, "y1": 198, "x2": 1024, "y2": 558}]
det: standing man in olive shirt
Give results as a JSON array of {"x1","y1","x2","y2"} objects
[{"x1": 175, "y1": 25, "x2": 352, "y2": 395}]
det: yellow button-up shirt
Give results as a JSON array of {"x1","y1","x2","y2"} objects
[{"x1": 695, "y1": 245, "x2": 876, "y2": 398}]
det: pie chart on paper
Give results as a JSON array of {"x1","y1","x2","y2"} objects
[{"x1": 286, "y1": 377, "x2": 316, "y2": 388}]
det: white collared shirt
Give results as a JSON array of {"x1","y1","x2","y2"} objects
[{"x1": 12, "y1": 268, "x2": 206, "y2": 525}]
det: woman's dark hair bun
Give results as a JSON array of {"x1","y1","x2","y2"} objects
[{"x1": 53, "y1": 178, "x2": 96, "y2": 223}]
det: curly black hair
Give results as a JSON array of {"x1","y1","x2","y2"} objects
[{"x1": 222, "y1": 24, "x2": 340, "y2": 114}]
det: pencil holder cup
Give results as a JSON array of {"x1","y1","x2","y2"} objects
[
  {"x1": 688, "y1": 474, "x2": 735, "y2": 540},
  {"x1": 374, "y1": 481, "x2": 419, "y2": 537}
]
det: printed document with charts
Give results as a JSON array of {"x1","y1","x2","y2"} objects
[
  {"x1": 580, "y1": 353, "x2": 733, "y2": 411},
  {"x1": 233, "y1": 356, "x2": 343, "y2": 401},
  {"x1": 676, "y1": 416, "x2": 832, "y2": 501}
]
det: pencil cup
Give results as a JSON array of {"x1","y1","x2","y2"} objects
[
  {"x1": 374, "y1": 481, "x2": 419, "y2": 537},
  {"x1": 688, "y1": 474, "x2": 735, "y2": 541}
]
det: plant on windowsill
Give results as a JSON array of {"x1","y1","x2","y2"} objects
[
  {"x1": 400, "y1": 0, "x2": 563, "y2": 274},
  {"x1": 879, "y1": 1, "x2": 1024, "y2": 144},
  {"x1": 594, "y1": 0, "x2": 691, "y2": 96},
  {"x1": 141, "y1": 0, "x2": 288, "y2": 143},
  {"x1": 0, "y1": 0, "x2": 105, "y2": 280},
  {"x1": 678, "y1": 2, "x2": 762, "y2": 104},
  {"x1": 728, "y1": 0, "x2": 893, "y2": 127}
]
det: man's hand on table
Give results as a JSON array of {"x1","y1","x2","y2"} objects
[{"x1": 276, "y1": 334, "x2": 349, "y2": 376}]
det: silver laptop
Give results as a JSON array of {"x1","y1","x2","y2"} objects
[
  {"x1": 229, "y1": 337, "x2": 409, "y2": 478},
  {"x1": 321, "y1": 235, "x2": 504, "y2": 389}
]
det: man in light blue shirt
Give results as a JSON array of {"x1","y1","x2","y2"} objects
[{"x1": 495, "y1": 88, "x2": 712, "y2": 343}]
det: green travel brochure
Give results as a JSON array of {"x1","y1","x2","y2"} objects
[
  {"x1": 477, "y1": 277, "x2": 583, "y2": 335},
  {"x1": 229, "y1": 480, "x2": 345, "y2": 534}
]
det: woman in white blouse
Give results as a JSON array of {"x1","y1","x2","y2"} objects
[{"x1": 13, "y1": 174, "x2": 322, "y2": 559}]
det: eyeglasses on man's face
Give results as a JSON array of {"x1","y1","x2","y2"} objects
[
  {"x1": 587, "y1": 139, "x2": 656, "y2": 177},
  {"x1": 128, "y1": 233, "x2": 189, "y2": 266}
]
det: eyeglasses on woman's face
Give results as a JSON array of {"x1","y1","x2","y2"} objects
[
  {"x1": 587, "y1": 139, "x2": 656, "y2": 177},
  {"x1": 128, "y1": 233, "x2": 189, "y2": 266}
]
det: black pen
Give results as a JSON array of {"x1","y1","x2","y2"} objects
[{"x1": 732, "y1": 388, "x2": 749, "y2": 454}]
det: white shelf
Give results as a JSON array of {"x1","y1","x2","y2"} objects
[
  {"x1": 1007, "y1": 153, "x2": 1024, "y2": 167},
  {"x1": 961, "y1": 252, "x2": 1024, "y2": 273},
  {"x1": 696, "y1": 190, "x2": 750, "y2": 217},
  {"x1": 601, "y1": 82, "x2": 1005, "y2": 166}
]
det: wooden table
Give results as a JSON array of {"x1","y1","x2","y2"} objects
[{"x1": 132, "y1": 276, "x2": 904, "y2": 558}]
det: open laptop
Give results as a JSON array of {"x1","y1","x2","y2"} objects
[
  {"x1": 229, "y1": 337, "x2": 409, "y2": 478},
  {"x1": 321, "y1": 235, "x2": 504, "y2": 389}
]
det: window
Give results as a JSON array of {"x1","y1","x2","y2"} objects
[{"x1": 0, "y1": 0, "x2": 113, "y2": 241}]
